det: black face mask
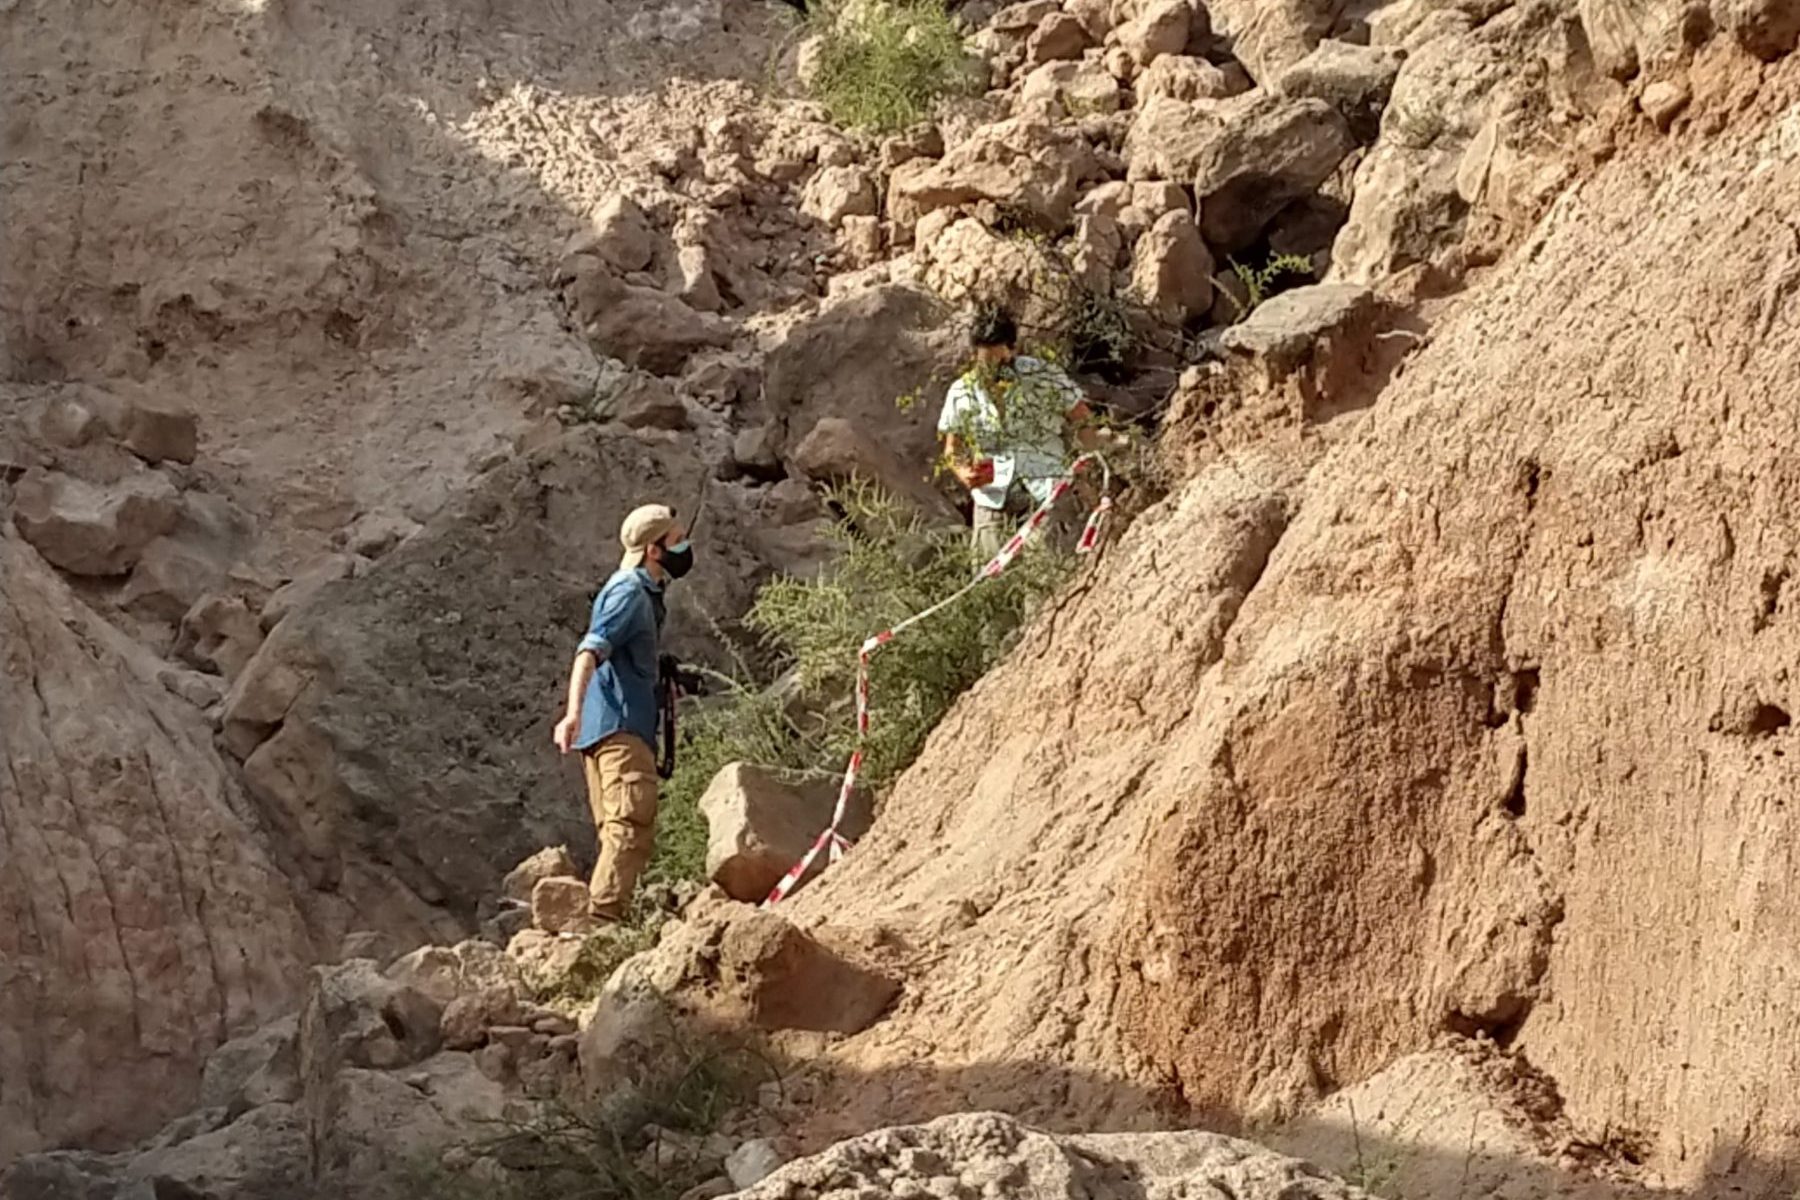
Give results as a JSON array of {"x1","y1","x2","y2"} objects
[{"x1": 658, "y1": 539, "x2": 695, "y2": 580}]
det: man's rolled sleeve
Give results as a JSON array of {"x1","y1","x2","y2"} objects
[{"x1": 577, "y1": 583, "x2": 636, "y2": 659}]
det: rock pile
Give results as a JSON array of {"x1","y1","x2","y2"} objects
[{"x1": 734, "y1": 1111, "x2": 1373, "y2": 1200}]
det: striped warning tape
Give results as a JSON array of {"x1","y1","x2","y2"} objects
[{"x1": 764, "y1": 454, "x2": 1113, "y2": 904}]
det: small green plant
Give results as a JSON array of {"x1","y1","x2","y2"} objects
[
  {"x1": 805, "y1": 0, "x2": 977, "y2": 132},
  {"x1": 748, "y1": 480, "x2": 1072, "y2": 786},
  {"x1": 1221, "y1": 252, "x2": 1316, "y2": 321}
]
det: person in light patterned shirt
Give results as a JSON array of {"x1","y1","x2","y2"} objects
[{"x1": 936, "y1": 309, "x2": 1094, "y2": 557}]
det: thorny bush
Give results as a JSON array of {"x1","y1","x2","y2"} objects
[{"x1": 804, "y1": 0, "x2": 978, "y2": 132}]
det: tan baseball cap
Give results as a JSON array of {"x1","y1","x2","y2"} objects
[{"x1": 619, "y1": 503, "x2": 677, "y2": 569}]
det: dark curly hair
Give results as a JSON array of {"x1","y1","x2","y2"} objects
[{"x1": 968, "y1": 306, "x2": 1018, "y2": 349}]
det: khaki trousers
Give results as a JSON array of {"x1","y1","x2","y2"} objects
[{"x1": 582, "y1": 733, "x2": 659, "y2": 920}]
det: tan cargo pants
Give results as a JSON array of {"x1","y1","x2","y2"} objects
[{"x1": 582, "y1": 733, "x2": 659, "y2": 920}]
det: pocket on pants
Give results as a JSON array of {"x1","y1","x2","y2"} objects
[{"x1": 615, "y1": 769, "x2": 659, "y2": 826}]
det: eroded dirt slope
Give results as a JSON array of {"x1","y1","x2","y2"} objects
[{"x1": 789, "y1": 45, "x2": 1800, "y2": 1192}]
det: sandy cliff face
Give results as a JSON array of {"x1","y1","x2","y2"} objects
[{"x1": 787, "y1": 48, "x2": 1800, "y2": 1190}]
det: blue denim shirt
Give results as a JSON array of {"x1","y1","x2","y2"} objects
[{"x1": 575, "y1": 567, "x2": 664, "y2": 751}]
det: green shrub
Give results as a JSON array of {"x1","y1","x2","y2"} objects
[
  {"x1": 648, "y1": 482, "x2": 1072, "y2": 877},
  {"x1": 746, "y1": 480, "x2": 1072, "y2": 787},
  {"x1": 805, "y1": 0, "x2": 977, "y2": 132}
]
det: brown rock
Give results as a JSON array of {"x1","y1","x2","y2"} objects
[
  {"x1": 439, "y1": 995, "x2": 490, "y2": 1051},
  {"x1": 531, "y1": 875, "x2": 594, "y2": 934},
  {"x1": 915, "y1": 214, "x2": 1073, "y2": 337},
  {"x1": 567, "y1": 268, "x2": 734, "y2": 376},
  {"x1": 1127, "y1": 92, "x2": 1353, "y2": 251},
  {"x1": 1136, "y1": 54, "x2": 1232, "y2": 102},
  {"x1": 507, "y1": 928, "x2": 587, "y2": 982},
  {"x1": 1115, "y1": 0, "x2": 1191, "y2": 66},
  {"x1": 260, "y1": 554, "x2": 358, "y2": 632},
  {"x1": 179, "y1": 593, "x2": 266, "y2": 681},
  {"x1": 502, "y1": 846, "x2": 580, "y2": 904},
  {"x1": 123, "y1": 401, "x2": 199, "y2": 465},
  {"x1": 1070, "y1": 213, "x2": 1127, "y2": 291},
  {"x1": 574, "y1": 193, "x2": 659, "y2": 273},
  {"x1": 1068, "y1": 0, "x2": 1115, "y2": 39},
  {"x1": 699, "y1": 762, "x2": 875, "y2": 902},
  {"x1": 1076, "y1": 179, "x2": 1133, "y2": 221},
  {"x1": 299, "y1": 960, "x2": 443, "y2": 1075},
  {"x1": 614, "y1": 377, "x2": 692, "y2": 431},
  {"x1": 157, "y1": 665, "x2": 225, "y2": 710},
  {"x1": 1131, "y1": 210, "x2": 1215, "y2": 324},
  {"x1": 1026, "y1": 11, "x2": 1092, "y2": 63},
  {"x1": 791, "y1": 417, "x2": 952, "y2": 520},
  {"x1": 1639, "y1": 79, "x2": 1691, "y2": 130},
  {"x1": 220, "y1": 629, "x2": 312, "y2": 757},
  {"x1": 673, "y1": 242, "x2": 726, "y2": 314},
  {"x1": 1273, "y1": 39, "x2": 1402, "y2": 141},
  {"x1": 37, "y1": 393, "x2": 103, "y2": 448},
  {"x1": 1329, "y1": 28, "x2": 1510, "y2": 281},
  {"x1": 888, "y1": 117, "x2": 1103, "y2": 233},
  {"x1": 1204, "y1": 0, "x2": 1335, "y2": 82},
  {"x1": 838, "y1": 215, "x2": 885, "y2": 269},
  {"x1": 11, "y1": 469, "x2": 182, "y2": 576},
  {"x1": 121, "y1": 536, "x2": 230, "y2": 623},
  {"x1": 760, "y1": 284, "x2": 963, "y2": 487},
  {"x1": 1016, "y1": 59, "x2": 1123, "y2": 117},
  {"x1": 1218, "y1": 282, "x2": 1375, "y2": 367},
  {"x1": 802, "y1": 165, "x2": 879, "y2": 227},
  {"x1": 580, "y1": 909, "x2": 900, "y2": 1093},
  {"x1": 879, "y1": 124, "x2": 946, "y2": 171},
  {"x1": 343, "y1": 511, "x2": 420, "y2": 558},
  {"x1": 1719, "y1": 0, "x2": 1800, "y2": 59},
  {"x1": 473, "y1": 1041, "x2": 513, "y2": 1083}
]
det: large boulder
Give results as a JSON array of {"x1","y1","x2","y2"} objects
[
  {"x1": 10, "y1": 468, "x2": 181, "y2": 575},
  {"x1": 792, "y1": 417, "x2": 956, "y2": 520},
  {"x1": 298, "y1": 960, "x2": 444, "y2": 1076},
  {"x1": 566, "y1": 267, "x2": 734, "y2": 375},
  {"x1": 699, "y1": 762, "x2": 876, "y2": 902},
  {"x1": 1203, "y1": 0, "x2": 1341, "y2": 83},
  {"x1": 1114, "y1": 0, "x2": 1194, "y2": 66},
  {"x1": 888, "y1": 117, "x2": 1105, "y2": 233},
  {"x1": 200, "y1": 1015, "x2": 302, "y2": 1114},
  {"x1": 1026, "y1": 10, "x2": 1093, "y2": 63},
  {"x1": 1329, "y1": 24, "x2": 1510, "y2": 281},
  {"x1": 734, "y1": 1113, "x2": 1367, "y2": 1199},
  {"x1": 0, "y1": 538, "x2": 312, "y2": 1162},
  {"x1": 579, "y1": 907, "x2": 899, "y2": 1094},
  {"x1": 500, "y1": 845, "x2": 580, "y2": 904},
  {"x1": 1273, "y1": 39, "x2": 1403, "y2": 141},
  {"x1": 1131, "y1": 210, "x2": 1216, "y2": 325},
  {"x1": 915, "y1": 214, "x2": 1079, "y2": 341},
  {"x1": 1127, "y1": 93, "x2": 1353, "y2": 252},
  {"x1": 761, "y1": 283, "x2": 965, "y2": 485}
]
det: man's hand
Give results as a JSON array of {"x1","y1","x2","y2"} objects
[{"x1": 553, "y1": 712, "x2": 581, "y2": 754}]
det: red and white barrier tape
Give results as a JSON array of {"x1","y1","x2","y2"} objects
[{"x1": 764, "y1": 454, "x2": 1112, "y2": 905}]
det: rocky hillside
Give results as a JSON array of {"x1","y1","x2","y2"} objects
[{"x1": 6, "y1": 0, "x2": 1800, "y2": 1191}]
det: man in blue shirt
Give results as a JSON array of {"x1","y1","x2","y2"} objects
[{"x1": 552, "y1": 503, "x2": 695, "y2": 922}]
